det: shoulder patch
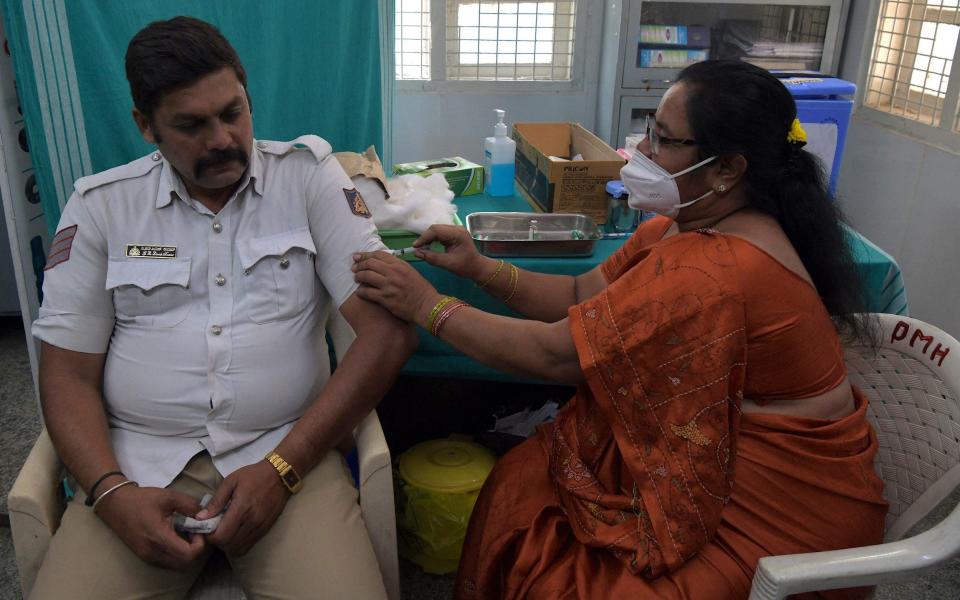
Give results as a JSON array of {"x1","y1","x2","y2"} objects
[
  {"x1": 74, "y1": 152, "x2": 161, "y2": 197},
  {"x1": 343, "y1": 188, "x2": 371, "y2": 218},
  {"x1": 258, "y1": 135, "x2": 332, "y2": 163},
  {"x1": 44, "y1": 225, "x2": 78, "y2": 270}
]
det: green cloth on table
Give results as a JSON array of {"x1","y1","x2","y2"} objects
[{"x1": 844, "y1": 224, "x2": 909, "y2": 316}]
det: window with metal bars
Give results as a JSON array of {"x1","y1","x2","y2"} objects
[
  {"x1": 397, "y1": 0, "x2": 432, "y2": 80},
  {"x1": 864, "y1": 0, "x2": 960, "y2": 134},
  {"x1": 395, "y1": 0, "x2": 577, "y2": 82}
]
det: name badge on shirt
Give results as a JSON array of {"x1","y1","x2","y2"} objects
[{"x1": 125, "y1": 244, "x2": 177, "y2": 259}]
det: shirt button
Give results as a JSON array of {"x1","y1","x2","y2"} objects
[
  {"x1": 212, "y1": 221, "x2": 223, "y2": 233},
  {"x1": 257, "y1": 141, "x2": 267, "y2": 149},
  {"x1": 151, "y1": 152, "x2": 161, "y2": 161},
  {"x1": 215, "y1": 274, "x2": 226, "y2": 286},
  {"x1": 210, "y1": 325, "x2": 222, "y2": 336},
  {"x1": 279, "y1": 257, "x2": 290, "y2": 270}
]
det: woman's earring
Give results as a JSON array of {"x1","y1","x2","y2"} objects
[{"x1": 716, "y1": 184, "x2": 726, "y2": 193}]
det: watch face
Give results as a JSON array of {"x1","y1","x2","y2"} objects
[{"x1": 281, "y1": 470, "x2": 300, "y2": 488}]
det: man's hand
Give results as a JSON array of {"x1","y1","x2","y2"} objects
[
  {"x1": 200, "y1": 460, "x2": 289, "y2": 556},
  {"x1": 95, "y1": 484, "x2": 208, "y2": 571}
]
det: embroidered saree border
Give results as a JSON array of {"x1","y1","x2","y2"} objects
[{"x1": 556, "y1": 232, "x2": 748, "y2": 577}]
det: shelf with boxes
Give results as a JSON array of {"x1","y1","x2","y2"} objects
[
  {"x1": 636, "y1": 24, "x2": 711, "y2": 69},
  {"x1": 596, "y1": 0, "x2": 850, "y2": 149}
]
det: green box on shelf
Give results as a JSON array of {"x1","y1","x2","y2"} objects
[
  {"x1": 378, "y1": 214, "x2": 463, "y2": 261},
  {"x1": 392, "y1": 157, "x2": 484, "y2": 196}
]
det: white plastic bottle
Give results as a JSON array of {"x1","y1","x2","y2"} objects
[{"x1": 483, "y1": 109, "x2": 516, "y2": 197}]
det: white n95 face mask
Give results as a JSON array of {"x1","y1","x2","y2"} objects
[{"x1": 621, "y1": 151, "x2": 717, "y2": 219}]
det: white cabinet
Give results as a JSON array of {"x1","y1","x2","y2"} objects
[{"x1": 597, "y1": 0, "x2": 850, "y2": 147}]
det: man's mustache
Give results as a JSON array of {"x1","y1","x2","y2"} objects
[{"x1": 194, "y1": 147, "x2": 248, "y2": 178}]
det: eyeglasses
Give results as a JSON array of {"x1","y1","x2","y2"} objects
[{"x1": 645, "y1": 114, "x2": 697, "y2": 155}]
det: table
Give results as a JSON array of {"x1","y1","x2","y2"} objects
[{"x1": 401, "y1": 191, "x2": 908, "y2": 381}]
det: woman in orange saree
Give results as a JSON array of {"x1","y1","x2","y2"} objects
[{"x1": 353, "y1": 60, "x2": 886, "y2": 599}]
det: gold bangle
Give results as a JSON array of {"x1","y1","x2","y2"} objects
[
  {"x1": 426, "y1": 296, "x2": 459, "y2": 333},
  {"x1": 431, "y1": 300, "x2": 468, "y2": 337},
  {"x1": 504, "y1": 264, "x2": 520, "y2": 303},
  {"x1": 475, "y1": 259, "x2": 504, "y2": 289}
]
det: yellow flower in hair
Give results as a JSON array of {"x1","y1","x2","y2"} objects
[{"x1": 787, "y1": 118, "x2": 807, "y2": 144}]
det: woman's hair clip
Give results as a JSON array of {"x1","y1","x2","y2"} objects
[{"x1": 787, "y1": 118, "x2": 807, "y2": 150}]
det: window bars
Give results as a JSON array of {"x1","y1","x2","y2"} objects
[
  {"x1": 395, "y1": 1, "x2": 576, "y2": 82},
  {"x1": 396, "y1": 0, "x2": 432, "y2": 80},
  {"x1": 865, "y1": 0, "x2": 960, "y2": 132}
]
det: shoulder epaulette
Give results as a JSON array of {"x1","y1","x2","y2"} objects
[
  {"x1": 257, "y1": 135, "x2": 332, "y2": 163},
  {"x1": 74, "y1": 152, "x2": 163, "y2": 197}
]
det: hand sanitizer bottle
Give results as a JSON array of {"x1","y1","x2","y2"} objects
[{"x1": 484, "y1": 109, "x2": 516, "y2": 197}]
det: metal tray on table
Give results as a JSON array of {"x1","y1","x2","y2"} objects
[{"x1": 465, "y1": 212, "x2": 602, "y2": 258}]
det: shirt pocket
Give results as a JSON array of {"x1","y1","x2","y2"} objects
[
  {"x1": 106, "y1": 257, "x2": 193, "y2": 328},
  {"x1": 238, "y1": 227, "x2": 319, "y2": 324}
]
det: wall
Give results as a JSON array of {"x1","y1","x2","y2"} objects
[
  {"x1": 837, "y1": 0, "x2": 960, "y2": 335},
  {"x1": 392, "y1": 0, "x2": 605, "y2": 166},
  {"x1": 394, "y1": 90, "x2": 600, "y2": 165}
]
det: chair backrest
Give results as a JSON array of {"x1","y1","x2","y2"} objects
[{"x1": 844, "y1": 314, "x2": 960, "y2": 542}]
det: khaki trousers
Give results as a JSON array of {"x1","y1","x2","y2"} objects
[{"x1": 29, "y1": 451, "x2": 388, "y2": 600}]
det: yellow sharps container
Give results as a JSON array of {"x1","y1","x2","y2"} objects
[{"x1": 396, "y1": 439, "x2": 496, "y2": 574}]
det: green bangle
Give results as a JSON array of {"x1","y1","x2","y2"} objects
[{"x1": 425, "y1": 296, "x2": 459, "y2": 333}]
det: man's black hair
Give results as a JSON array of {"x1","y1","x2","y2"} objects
[{"x1": 125, "y1": 16, "x2": 249, "y2": 120}]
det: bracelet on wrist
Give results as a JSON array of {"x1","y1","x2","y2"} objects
[
  {"x1": 425, "y1": 295, "x2": 459, "y2": 333},
  {"x1": 84, "y1": 470, "x2": 124, "y2": 507},
  {"x1": 475, "y1": 259, "x2": 504, "y2": 289},
  {"x1": 430, "y1": 299, "x2": 469, "y2": 337},
  {"x1": 91, "y1": 479, "x2": 138, "y2": 511},
  {"x1": 503, "y1": 263, "x2": 520, "y2": 303}
]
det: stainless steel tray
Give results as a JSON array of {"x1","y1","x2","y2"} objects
[{"x1": 465, "y1": 212, "x2": 602, "y2": 257}]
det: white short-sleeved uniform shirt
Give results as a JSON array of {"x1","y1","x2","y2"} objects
[{"x1": 33, "y1": 136, "x2": 385, "y2": 488}]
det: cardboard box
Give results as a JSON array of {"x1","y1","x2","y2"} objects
[
  {"x1": 392, "y1": 156, "x2": 484, "y2": 196},
  {"x1": 513, "y1": 122, "x2": 625, "y2": 224}
]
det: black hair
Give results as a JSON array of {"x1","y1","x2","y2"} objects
[
  {"x1": 677, "y1": 60, "x2": 874, "y2": 344},
  {"x1": 125, "y1": 16, "x2": 249, "y2": 120}
]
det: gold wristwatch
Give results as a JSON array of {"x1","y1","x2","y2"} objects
[{"x1": 265, "y1": 451, "x2": 303, "y2": 494}]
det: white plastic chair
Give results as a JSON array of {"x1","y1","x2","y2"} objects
[
  {"x1": 8, "y1": 310, "x2": 400, "y2": 600},
  {"x1": 749, "y1": 314, "x2": 960, "y2": 599}
]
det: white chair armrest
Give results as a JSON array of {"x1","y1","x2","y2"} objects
[
  {"x1": 355, "y1": 410, "x2": 400, "y2": 600},
  {"x1": 748, "y1": 497, "x2": 960, "y2": 600},
  {"x1": 7, "y1": 429, "x2": 65, "y2": 598}
]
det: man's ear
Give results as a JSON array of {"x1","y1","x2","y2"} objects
[{"x1": 132, "y1": 109, "x2": 156, "y2": 144}]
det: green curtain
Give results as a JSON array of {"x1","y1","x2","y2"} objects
[{"x1": 1, "y1": 0, "x2": 386, "y2": 235}]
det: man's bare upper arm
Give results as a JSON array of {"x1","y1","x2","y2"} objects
[{"x1": 337, "y1": 292, "x2": 418, "y2": 356}]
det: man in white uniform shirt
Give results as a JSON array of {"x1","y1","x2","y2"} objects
[{"x1": 29, "y1": 16, "x2": 416, "y2": 598}]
